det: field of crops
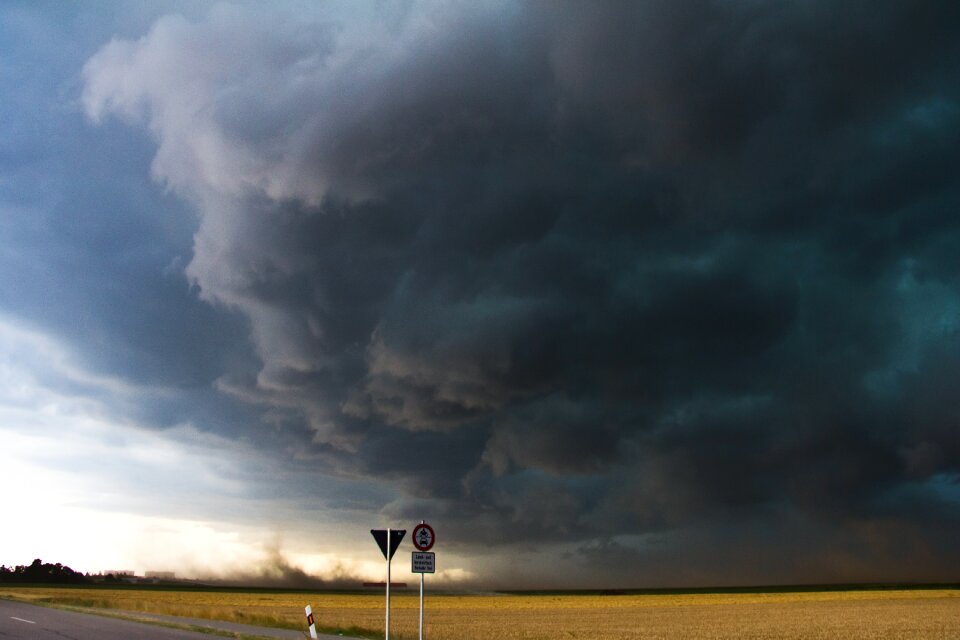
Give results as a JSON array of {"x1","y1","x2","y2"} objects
[{"x1": 1, "y1": 585, "x2": 958, "y2": 639}]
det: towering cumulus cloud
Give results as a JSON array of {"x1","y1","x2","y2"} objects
[{"x1": 83, "y1": 1, "x2": 960, "y2": 585}]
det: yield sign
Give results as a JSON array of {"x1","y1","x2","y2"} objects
[{"x1": 371, "y1": 529, "x2": 406, "y2": 560}]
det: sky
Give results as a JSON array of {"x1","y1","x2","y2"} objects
[{"x1": 1, "y1": 0, "x2": 959, "y2": 589}]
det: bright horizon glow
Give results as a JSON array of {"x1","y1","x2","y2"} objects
[
  {"x1": 1, "y1": 403, "x2": 475, "y2": 584},
  {"x1": 0, "y1": 315, "x2": 473, "y2": 584}
]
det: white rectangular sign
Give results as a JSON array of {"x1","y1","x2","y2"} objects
[{"x1": 411, "y1": 551, "x2": 435, "y2": 574}]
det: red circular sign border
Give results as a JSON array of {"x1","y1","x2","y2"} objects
[{"x1": 412, "y1": 523, "x2": 435, "y2": 551}]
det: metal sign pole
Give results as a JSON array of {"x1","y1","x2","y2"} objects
[
  {"x1": 418, "y1": 520, "x2": 424, "y2": 640},
  {"x1": 419, "y1": 571, "x2": 424, "y2": 639},
  {"x1": 386, "y1": 528, "x2": 391, "y2": 640}
]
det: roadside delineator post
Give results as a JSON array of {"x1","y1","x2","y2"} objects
[{"x1": 305, "y1": 604, "x2": 318, "y2": 639}]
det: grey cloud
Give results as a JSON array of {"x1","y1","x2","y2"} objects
[
  {"x1": 0, "y1": 4, "x2": 255, "y2": 439},
  {"x1": 81, "y1": 0, "x2": 960, "y2": 584},
  {"x1": 480, "y1": 395, "x2": 623, "y2": 476}
]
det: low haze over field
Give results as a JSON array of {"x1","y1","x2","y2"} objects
[{"x1": 2, "y1": 1, "x2": 959, "y2": 588}]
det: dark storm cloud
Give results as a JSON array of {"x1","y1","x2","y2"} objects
[{"x1": 82, "y1": 0, "x2": 960, "y2": 584}]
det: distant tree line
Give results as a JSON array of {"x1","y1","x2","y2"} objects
[{"x1": 0, "y1": 559, "x2": 89, "y2": 584}]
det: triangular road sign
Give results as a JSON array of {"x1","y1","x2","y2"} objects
[{"x1": 371, "y1": 529, "x2": 406, "y2": 560}]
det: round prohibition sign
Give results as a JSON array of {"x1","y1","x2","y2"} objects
[{"x1": 412, "y1": 523, "x2": 435, "y2": 551}]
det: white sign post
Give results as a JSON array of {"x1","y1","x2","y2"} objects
[
  {"x1": 371, "y1": 528, "x2": 406, "y2": 640},
  {"x1": 411, "y1": 522, "x2": 436, "y2": 640}
]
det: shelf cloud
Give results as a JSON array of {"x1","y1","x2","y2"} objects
[{"x1": 5, "y1": 0, "x2": 957, "y2": 586}]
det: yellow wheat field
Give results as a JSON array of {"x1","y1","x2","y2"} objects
[{"x1": 1, "y1": 586, "x2": 958, "y2": 639}]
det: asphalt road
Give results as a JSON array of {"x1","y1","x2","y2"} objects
[{"x1": 0, "y1": 599, "x2": 343, "y2": 640}]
